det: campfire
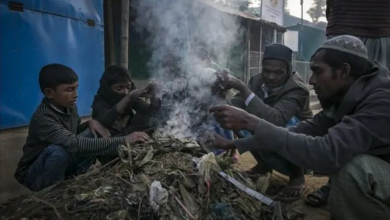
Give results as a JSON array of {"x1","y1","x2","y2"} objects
[{"x1": 0, "y1": 133, "x2": 284, "y2": 220}]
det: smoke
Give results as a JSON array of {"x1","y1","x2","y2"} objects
[{"x1": 133, "y1": 0, "x2": 243, "y2": 141}]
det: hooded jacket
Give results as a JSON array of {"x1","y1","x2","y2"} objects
[{"x1": 92, "y1": 74, "x2": 159, "y2": 136}]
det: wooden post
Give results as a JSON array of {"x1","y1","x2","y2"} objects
[
  {"x1": 107, "y1": 0, "x2": 116, "y2": 66},
  {"x1": 245, "y1": 21, "x2": 251, "y2": 84},
  {"x1": 120, "y1": 0, "x2": 130, "y2": 69}
]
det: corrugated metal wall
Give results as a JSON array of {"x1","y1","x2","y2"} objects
[{"x1": 0, "y1": 0, "x2": 105, "y2": 129}]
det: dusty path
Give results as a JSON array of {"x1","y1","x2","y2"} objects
[{"x1": 235, "y1": 152, "x2": 331, "y2": 220}]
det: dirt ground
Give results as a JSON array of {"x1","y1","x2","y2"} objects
[{"x1": 235, "y1": 152, "x2": 331, "y2": 220}]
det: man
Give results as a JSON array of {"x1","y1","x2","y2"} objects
[
  {"x1": 211, "y1": 35, "x2": 390, "y2": 219},
  {"x1": 221, "y1": 44, "x2": 313, "y2": 201},
  {"x1": 326, "y1": 0, "x2": 390, "y2": 68},
  {"x1": 309, "y1": 1, "x2": 390, "y2": 205}
]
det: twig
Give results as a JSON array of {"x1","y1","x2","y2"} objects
[
  {"x1": 199, "y1": 142, "x2": 210, "y2": 153},
  {"x1": 174, "y1": 196, "x2": 195, "y2": 220},
  {"x1": 116, "y1": 174, "x2": 134, "y2": 187},
  {"x1": 127, "y1": 143, "x2": 133, "y2": 166},
  {"x1": 138, "y1": 196, "x2": 145, "y2": 220},
  {"x1": 141, "y1": 126, "x2": 157, "y2": 133},
  {"x1": 30, "y1": 195, "x2": 61, "y2": 219}
]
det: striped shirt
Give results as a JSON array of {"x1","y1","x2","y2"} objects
[
  {"x1": 326, "y1": 0, "x2": 390, "y2": 38},
  {"x1": 14, "y1": 98, "x2": 125, "y2": 184}
]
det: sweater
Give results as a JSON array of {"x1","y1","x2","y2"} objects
[{"x1": 14, "y1": 99, "x2": 125, "y2": 184}]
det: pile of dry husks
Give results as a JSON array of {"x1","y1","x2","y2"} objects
[{"x1": 0, "y1": 135, "x2": 305, "y2": 220}]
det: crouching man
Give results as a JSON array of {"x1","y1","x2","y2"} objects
[
  {"x1": 211, "y1": 35, "x2": 390, "y2": 219},
  {"x1": 218, "y1": 44, "x2": 313, "y2": 201},
  {"x1": 15, "y1": 64, "x2": 151, "y2": 192}
]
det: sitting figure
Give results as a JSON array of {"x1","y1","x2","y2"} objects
[
  {"x1": 220, "y1": 44, "x2": 313, "y2": 201},
  {"x1": 14, "y1": 64, "x2": 148, "y2": 192},
  {"x1": 211, "y1": 35, "x2": 390, "y2": 219},
  {"x1": 92, "y1": 65, "x2": 160, "y2": 164}
]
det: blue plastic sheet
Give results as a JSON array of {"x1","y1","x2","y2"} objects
[
  {"x1": 1, "y1": 0, "x2": 103, "y2": 24},
  {"x1": 0, "y1": 1, "x2": 104, "y2": 129}
]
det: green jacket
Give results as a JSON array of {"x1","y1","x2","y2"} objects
[{"x1": 231, "y1": 72, "x2": 313, "y2": 127}]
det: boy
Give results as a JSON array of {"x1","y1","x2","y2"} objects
[
  {"x1": 92, "y1": 65, "x2": 159, "y2": 164},
  {"x1": 14, "y1": 64, "x2": 150, "y2": 192},
  {"x1": 92, "y1": 65, "x2": 160, "y2": 137}
]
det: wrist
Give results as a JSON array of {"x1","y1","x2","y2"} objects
[
  {"x1": 225, "y1": 140, "x2": 236, "y2": 149},
  {"x1": 244, "y1": 114, "x2": 260, "y2": 132},
  {"x1": 128, "y1": 92, "x2": 137, "y2": 99},
  {"x1": 240, "y1": 86, "x2": 252, "y2": 100}
]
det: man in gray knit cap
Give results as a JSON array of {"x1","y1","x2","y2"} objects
[{"x1": 211, "y1": 35, "x2": 390, "y2": 219}]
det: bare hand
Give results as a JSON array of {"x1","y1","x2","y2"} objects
[
  {"x1": 124, "y1": 132, "x2": 152, "y2": 144},
  {"x1": 210, "y1": 105, "x2": 260, "y2": 131},
  {"x1": 129, "y1": 88, "x2": 147, "y2": 98},
  {"x1": 88, "y1": 119, "x2": 111, "y2": 138},
  {"x1": 212, "y1": 134, "x2": 236, "y2": 150},
  {"x1": 131, "y1": 80, "x2": 162, "y2": 98},
  {"x1": 215, "y1": 71, "x2": 247, "y2": 91}
]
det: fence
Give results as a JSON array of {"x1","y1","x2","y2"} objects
[{"x1": 292, "y1": 61, "x2": 311, "y2": 85}]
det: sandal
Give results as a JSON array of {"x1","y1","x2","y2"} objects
[
  {"x1": 305, "y1": 185, "x2": 330, "y2": 207},
  {"x1": 276, "y1": 184, "x2": 307, "y2": 202}
]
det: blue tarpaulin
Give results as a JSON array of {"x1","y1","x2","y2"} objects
[{"x1": 0, "y1": 0, "x2": 105, "y2": 129}]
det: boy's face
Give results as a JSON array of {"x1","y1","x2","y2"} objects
[
  {"x1": 44, "y1": 82, "x2": 78, "y2": 109},
  {"x1": 111, "y1": 80, "x2": 132, "y2": 95}
]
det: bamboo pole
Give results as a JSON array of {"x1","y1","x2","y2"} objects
[
  {"x1": 107, "y1": 0, "x2": 116, "y2": 65},
  {"x1": 120, "y1": 0, "x2": 130, "y2": 69}
]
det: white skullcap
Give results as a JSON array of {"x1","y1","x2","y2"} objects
[{"x1": 319, "y1": 35, "x2": 368, "y2": 59}]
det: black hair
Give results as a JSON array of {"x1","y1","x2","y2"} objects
[
  {"x1": 102, "y1": 65, "x2": 132, "y2": 86},
  {"x1": 38, "y1": 63, "x2": 78, "y2": 93},
  {"x1": 312, "y1": 49, "x2": 371, "y2": 80}
]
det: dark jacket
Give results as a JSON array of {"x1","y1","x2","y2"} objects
[
  {"x1": 92, "y1": 72, "x2": 159, "y2": 136},
  {"x1": 235, "y1": 62, "x2": 390, "y2": 173},
  {"x1": 92, "y1": 97, "x2": 158, "y2": 136},
  {"x1": 231, "y1": 72, "x2": 313, "y2": 127}
]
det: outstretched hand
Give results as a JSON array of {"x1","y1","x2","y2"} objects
[
  {"x1": 212, "y1": 134, "x2": 236, "y2": 150},
  {"x1": 210, "y1": 105, "x2": 260, "y2": 131},
  {"x1": 130, "y1": 80, "x2": 162, "y2": 98},
  {"x1": 214, "y1": 71, "x2": 248, "y2": 92},
  {"x1": 124, "y1": 132, "x2": 152, "y2": 144}
]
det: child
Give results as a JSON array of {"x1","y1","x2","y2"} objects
[
  {"x1": 14, "y1": 64, "x2": 150, "y2": 192},
  {"x1": 91, "y1": 66, "x2": 160, "y2": 164}
]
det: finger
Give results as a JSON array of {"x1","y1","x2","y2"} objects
[
  {"x1": 99, "y1": 128, "x2": 110, "y2": 138},
  {"x1": 139, "y1": 133, "x2": 151, "y2": 140},
  {"x1": 210, "y1": 105, "x2": 229, "y2": 113},
  {"x1": 103, "y1": 131, "x2": 111, "y2": 139},
  {"x1": 215, "y1": 72, "x2": 225, "y2": 81},
  {"x1": 212, "y1": 111, "x2": 227, "y2": 119},
  {"x1": 138, "y1": 137, "x2": 148, "y2": 143},
  {"x1": 91, "y1": 129, "x2": 97, "y2": 138}
]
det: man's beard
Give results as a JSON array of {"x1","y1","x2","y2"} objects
[
  {"x1": 318, "y1": 93, "x2": 343, "y2": 110},
  {"x1": 319, "y1": 98, "x2": 334, "y2": 110}
]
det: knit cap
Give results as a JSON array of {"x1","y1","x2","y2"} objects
[
  {"x1": 319, "y1": 35, "x2": 368, "y2": 59},
  {"x1": 263, "y1": 44, "x2": 293, "y2": 74}
]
